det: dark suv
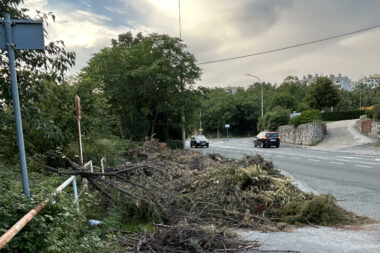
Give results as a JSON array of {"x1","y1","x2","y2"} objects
[
  {"x1": 253, "y1": 131, "x2": 280, "y2": 148},
  {"x1": 190, "y1": 135, "x2": 209, "y2": 148}
]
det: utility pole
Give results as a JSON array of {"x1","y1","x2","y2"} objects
[
  {"x1": 246, "y1": 74, "x2": 263, "y2": 118},
  {"x1": 1, "y1": 14, "x2": 44, "y2": 198},
  {"x1": 179, "y1": 0, "x2": 186, "y2": 148}
]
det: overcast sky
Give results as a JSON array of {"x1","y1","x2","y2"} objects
[{"x1": 22, "y1": 0, "x2": 380, "y2": 87}]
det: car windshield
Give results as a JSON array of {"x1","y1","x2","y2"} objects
[
  {"x1": 266, "y1": 133, "x2": 278, "y2": 138},
  {"x1": 195, "y1": 136, "x2": 207, "y2": 140}
]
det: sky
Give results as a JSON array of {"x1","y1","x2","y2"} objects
[{"x1": 21, "y1": 0, "x2": 380, "y2": 87}]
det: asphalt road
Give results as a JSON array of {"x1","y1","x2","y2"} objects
[{"x1": 187, "y1": 138, "x2": 380, "y2": 220}]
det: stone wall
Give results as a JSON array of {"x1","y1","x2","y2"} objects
[{"x1": 278, "y1": 123, "x2": 326, "y2": 145}]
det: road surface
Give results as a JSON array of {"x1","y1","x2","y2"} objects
[
  {"x1": 187, "y1": 138, "x2": 380, "y2": 252},
  {"x1": 187, "y1": 138, "x2": 380, "y2": 220}
]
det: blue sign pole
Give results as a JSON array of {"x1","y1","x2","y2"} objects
[{"x1": 3, "y1": 13, "x2": 30, "y2": 198}]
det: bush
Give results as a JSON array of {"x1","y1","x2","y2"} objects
[
  {"x1": 257, "y1": 108, "x2": 290, "y2": 131},
  {"x1": 365, "y1": 110, "x2": 373, "y2": 119},
  {"x1": 373, "y1": 104, "x2": 380, "y2": 121},
  {"x1": 165, "y1": 139, "x2": 184, "y2": 149},
  {"x1": 290, "y1": 109, "x2": 321, "y2": 127},
  {"x1": 321, "y1": 110, "x2": 365, "y2": 121},
  {"x1": 65, "y1": 136, "x2": 136, "y2": 167},
  {"x1": 0, "y1": 164, "x2": 112, "y2": 252}
]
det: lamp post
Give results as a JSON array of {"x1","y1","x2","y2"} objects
[{"x1": 246, "y1": 74, "x2": 264, "y2": 118}]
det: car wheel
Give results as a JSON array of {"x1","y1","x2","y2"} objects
[
  {"x1": 261, "y1": 142, "x2": 265, "y2": 148},
  {"x1": 276, "y1": 144, "x2": 280, "y2": 148},
  {"x1": 206, "y1": 144, "x2": 209, "y2": 148}
]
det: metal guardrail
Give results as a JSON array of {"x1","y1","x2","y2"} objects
[{"x1": 0, "y1": 175, "x2": 79, "y2": 249}]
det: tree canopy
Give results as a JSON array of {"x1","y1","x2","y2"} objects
[
  {"x1": 79, "y1": 32, "x2": 201, "y2": 141},
  {"x1": 305, "y1": 77, "x2": 341, "y2": 110}
]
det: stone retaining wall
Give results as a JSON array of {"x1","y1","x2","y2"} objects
[{"x1": 278, "y1": 123, "x2": 326, "y2": 145}]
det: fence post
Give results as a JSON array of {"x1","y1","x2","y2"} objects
[
  {"x1": 101, "y1": 158, "x2": 106, "y2": 180},
  {"x1": 72, "y1": 177, "x2": 79, "y2": 211}
]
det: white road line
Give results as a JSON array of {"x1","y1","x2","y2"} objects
[
  {"x1": 308, "y1": 159, "x2": 320, "y2": 162},
  {"x1": 277, "y1": 155, "x2": 285, "y2": 158},
  {"x1": 290, "y1": 157, "x2": 300, "y2": 160},
  {"x1": 329, "y1": 162, "x2": 344, "y2": 165},
  {"x1": 358, "y1": 161, "x2": 377, "y2": 165},
  {"x1": 355, "y1": 164, "x2": 372, "y2": 168},
  {"x1": 335, "y1": 159, "x2": 350, "y2": 162}
]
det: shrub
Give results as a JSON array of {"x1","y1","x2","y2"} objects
[
  {"x1": 290, "y1": 109, "x2": 321, "y2": 127},
  {"x1": 373, "y1": 104, "x2": 380, "y2": 121},
  {"x1": 321, "y1": 110, "x2": 365, "y2": 121},
  {"x1": 0, "y1": 164, "x2": 111, "y2": 252},
  {"x1": 65, "y1": 136, "x2": 136, "y2": 167},
  {"x1": 257, "y1": 108, "x2": 290, "y2": 131},
  {"x1": 365, "y1": 110, "x2": 373, "y2": 119},
  {"x1": 165, "y1": 139, "x2": 184, "y2": 149}
]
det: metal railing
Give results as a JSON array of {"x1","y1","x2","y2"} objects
[{"x1": 0, "y1": 175, "x2": 80, "y2": 249}]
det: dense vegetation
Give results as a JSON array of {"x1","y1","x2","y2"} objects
[{"x1": 199, "y1": 76, "x2": 379, "y2": 136}]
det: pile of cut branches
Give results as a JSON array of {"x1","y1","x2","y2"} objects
[{"x1": 45, "y1": 139, "x2": 359, "y2": 252}]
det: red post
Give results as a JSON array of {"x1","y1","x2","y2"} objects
[{"x1": 75, "y1": 95, "x2": 83, "y2": 165}]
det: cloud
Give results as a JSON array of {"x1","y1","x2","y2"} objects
[{"x1": 21, "y1": 0, "x2": 380, "y2": 85}]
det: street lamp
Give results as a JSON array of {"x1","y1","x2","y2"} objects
[{"x1": 246, "y1": 74, "x2": 264, "y2": 118}]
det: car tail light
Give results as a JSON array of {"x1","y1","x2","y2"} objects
[
  {"x1": 264, "y1": 136, "x2": 268, "y2": 140},
  {"x1": 278, "y1": 136, "x2": 281, "y2": 140}
]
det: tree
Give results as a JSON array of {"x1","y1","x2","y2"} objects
[
  {"x1": 257, "y1": 107, "x2": 290, "y2": 131},
  {"x1": 80, "y1": 32, "x2": 201, "y2": 141},
  {"x1": 0, "y1": 1, "x2": 76, "y2": 162},
  {"x1": 305, "y1": 77, "x2": 340, "y2": 110},
  {"x1": 270, "y1": 93, "x2": 297, "y2": 111}
]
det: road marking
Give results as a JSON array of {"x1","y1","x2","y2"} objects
[
  {"x1": 355, "y1": 164, "x2": 372, "y2": 168},
  {"x1": 335, "y1": 159, "x2": 350, "y2": 162},
  {"x1": 277, "y1": 155, "x2": 285, "y2": 158},
  {"x1": 290, "y1": 157, "x2": 300, "y2": 160},
  {"x1": 308, "y1": 159, "x2": 319, "y2": 162},
  {"x1": 337, "y1": 156, "x2": 357, "y2": 159},
  {"x1": 358, "y1": 161, "x2": 377, "y2": 165},
  {"x1": 329, "y1": 162, "x2": 344, "y2": 165}
]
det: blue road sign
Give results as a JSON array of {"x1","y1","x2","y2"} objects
[{"x1": 0, "y1": 19, "x2": 44, "y2": 50}]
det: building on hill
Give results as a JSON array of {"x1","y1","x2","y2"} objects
[
  {"x1": 222, "y1": 86, "x2": 245, "y2": 94},
  {"x1": 352, "y1": 75, "x2": 380, "y2": 89},
  {"x1": 301, "y1": 74, "x2": 351, "y2": 91}
]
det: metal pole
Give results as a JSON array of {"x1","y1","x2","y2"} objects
[
  {"x1": 4, "y1": 13, "x2": 30, "y2": 198},
  {"x1": 199, "y1": 110, "x2": 202, "y2": 134},
  {"x1": 246, "y1": 74, "x2": 263, "y2": 118},
  {"x1": 227, "y1": 128, "x2": 229, "y2": 140},
  {"x1": 0, "y1": 175, "x2": 76, "y2": 249},
  {"x1": 179, "y1": 0, "x2": 186, "y2": 149},
  {"x1": 261, "y1": 84, "x2": 264, "y2": 118},
  {"x1": 72, "y1": 177, "x2": 79, "y2": 211},
  {"x1": 75, "y1": 96, "x2": 83, "y2": 165},
  {"x1": 178, "y1": 0, "x2": 182, "y2": 39},
  {"x1": 101, "y1": 158, "x2": 106, "y2": 180}
]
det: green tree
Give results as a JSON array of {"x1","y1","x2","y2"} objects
[
  {"x1": 305, "y1": 77, "x2": 340, "y2": 110},
  {"x1": 257, "y1": 107, "x2": 290, "y2": 131},
  {"x1": 270, "y1": 93, "x2": 298, "y2": 111},
  {"x1": 0, "y1": 1, "x2": 76, "y2": 162},
  {"x1": 80, "y1": 32, "x2": 201, "y2": 141}
]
